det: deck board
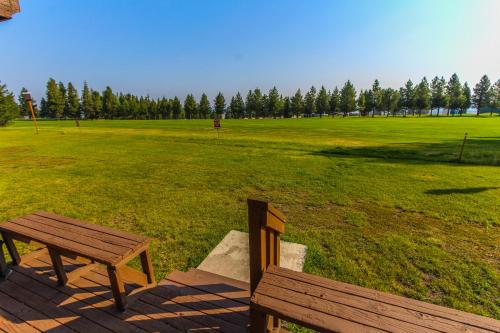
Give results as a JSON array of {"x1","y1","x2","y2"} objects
[{"x1": 0, "y1": 249, "x2": 250, "y2": 333}]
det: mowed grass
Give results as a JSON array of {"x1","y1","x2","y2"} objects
[{"x1": 0, "y1": 117, "x2": 499, "y2": 319}]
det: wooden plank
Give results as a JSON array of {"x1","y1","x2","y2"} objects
[
  {"x1": 34, "y1": 212, "x2": 147, "y2": 243},
  {"x1": 167, "y1": 269, "x2": 250, "y2": 305},
  {"x1": 262, "y1": 272, "x2": 493, "y2": 333},
  {"x1": 0, "y1": 277, "x2": 113, "y2": 333},
  {"x1": 119, "y1": 264, "x2": 148, "y2": 287},
  {"x1": 12, "y1": 217, "x2": 131, "y2": 257},
  {"x1": 269, "y1": 266, "x2": 500, "y2": 332},
  {"x1": 22, "y1": 214, "x2": 139, "y2": 249},
  {"x1": 0, "y1": 290, "x2": 74, "y2": 333},
  {"x1": 255, "y1": 281, "x2": 441, "y2": 333},
  {"x1": 252, "y1": 292, "x2": 384, "y2": 333},
  {"x1": 0, "y1": 307, "x2": 41, "y2": 333},
  {"x1": 153, "y1": 278, "x2": 249, "y2": 326},
  {"x1": 18, "y1": 216, "x2": 135, "y2": 255},
  {"x1": 265, "y1": 211, "x2": 285, "y2": 233},
  {"x1": 0, "y1": 222, "x2": 118, "y2": 264},
  {"x1": 67, "y1": 262, "x2": 99, "y2": 284},
  {"x1": 19, "y1": 257, "x2": 150, "y2": 333}
]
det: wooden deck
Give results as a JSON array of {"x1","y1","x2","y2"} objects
[{"x1": 0, "y1": 250, "x2": 250, "y2": 333}]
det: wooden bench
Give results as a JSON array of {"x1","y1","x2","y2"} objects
[
  {"x1": 0, "y1": 211, "x2": 155, "y2": 311},
  {"x1": 247, "y1": 199, "x2": 500, "y2": 333}
]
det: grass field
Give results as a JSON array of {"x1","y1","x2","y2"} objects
[{"x1": 0, "y1": 117, "x2": 499, "y2": 319}]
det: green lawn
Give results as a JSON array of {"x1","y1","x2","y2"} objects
[{"x1": 1, "y1": 117, "x2": 499, "y2": 319}]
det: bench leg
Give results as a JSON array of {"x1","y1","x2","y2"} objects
[
  {"x1": 107, "y1": 265, "x2": 127, "y2": 311},
  {"x1": 250, "y1": 307, "x2": 268, "y2": 333},
  {"x1": 48, "y1": 248, "x2": 68, "y2": 286},
  {"x1": 140, "y1": 248, "x2": 155, "y2": 284},
  {"x1": 0, "y1": 240, "x2": 12, "y2": 280},
  {"x1": 1, "y1": 232, "x2": 20, "y2": 266}
]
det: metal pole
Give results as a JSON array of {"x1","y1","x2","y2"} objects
[
  {"x1": 458, "y1": 133, "x2": 468, "y2": 162},
  {"x1": 27, "y1": 100, "x2": 39, "y2": 134}
]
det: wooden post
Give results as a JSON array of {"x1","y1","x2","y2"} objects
[
  {"x1": 248, "y1": 199, "x2": 286, "y2": 333},
  {"x1": 108, "y1": 265, "x2": 127, "y2": 311},
  {"x1": 458, "y1": 132, "x2": 468, "y2": 162},
  {"x1": 0, "y1": 240, "x2": 12, "y2": 280},
  {"x1": 1, "y1": 232, "x2": 20, "y2": 266},
  {"x1": 140, "y1": 248, "x2": 155, "y2": 284},
  {"x1": 27, "y1": 100, "x2": 39, "y2": 134},
  {"x1": 48, "y1": 247, "x2": 68, "y2": 286}
]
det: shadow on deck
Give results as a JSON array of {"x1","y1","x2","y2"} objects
[{"x1": 0, "y1": 250, "x2": 249, "y2": 333}]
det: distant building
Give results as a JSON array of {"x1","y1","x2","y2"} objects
[{"x1": 0, "y1": 0, "x2": 20, "y2": 21}]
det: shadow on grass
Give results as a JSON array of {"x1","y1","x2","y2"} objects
[
  {"x1": 313, "y1": 138, "x2": 500, "y2": 166},
  {"x1": 425, "y1": 187, "x2": 499, "y2": 195}
]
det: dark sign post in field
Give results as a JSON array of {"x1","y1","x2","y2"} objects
[
  {"x1": 458, "y1": 132, "x2": 468, "y2": 162},
  {"x1": 21, "y1": 91, "x2": 39, "y2": 134},
  {"x1": 213, "y1": 118, "x2": 221, "y2": 140}
]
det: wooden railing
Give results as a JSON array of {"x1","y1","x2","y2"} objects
[{"x1": 248, "y1": 198, "x2": 286, "y2": 332}]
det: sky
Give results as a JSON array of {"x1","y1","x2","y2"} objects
[{"x1": 1, "y1": 0, "x2": 499, "y2": 101}]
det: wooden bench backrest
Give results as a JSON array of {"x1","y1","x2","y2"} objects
[{"x1": 248, "y1": 198, "x2": 286, "y2": 295}]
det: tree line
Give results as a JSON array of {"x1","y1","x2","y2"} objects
[{"x1": 2, "y1": 73, "x2": 500, "y2": 126}]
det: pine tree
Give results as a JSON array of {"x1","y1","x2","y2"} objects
[
  {"x1": 291, "y1": 89, "x2": 304, "y2": 118},
  {"x1": 382, "y1": 88, "x2": 394, "y2": 117},
  {"x1": 389, "y1": 90, "x2": 401, "y2": 116},
  {"x1": 102, "y1": 86, "x2": 118, "y2": 119},
  {"x1": 461, "y1": 82, "x2": 471, "y2": 116},
  {"x1": 46, "y1": 78, "x2": 64, "y2": 119},
  {"x1": 198, "y1": 93, "x2": 211, "y2": 119},
  {"x1": 58, "y1": 82, "x2": 67, "y2": 119},
  {"x1": 80, "y1": 81, "x2": 93, "y2": 119},
  {"x1": 18, "y1": 87, "x2": 33, "y2": 118},
  {"x1": 488, "y1": 79, "x2": 500, "y2": 116},
  {"x1": 304, "y1": 86, "x2": 316, "y2": 116},
  {"x1": 431, "y1": 76, "x2": 446, "y2": 116},
  {"x1": 472, "y1": 75, "x2": 491, "y2": 116},
  {"x1": 329, "y1": 87, "x2": 340, "y2": 116},
  {"x1": 282, "y1": 96, "x2": 291, "y2": 118},
  {"x1": 402, "y1": 79, "x2": 416, "y2": 116},
  {"x1": 371, "y1": 79, "x2": 382, "y2": 117},
  {"x1": 267, "y1": 86, "x2": 280, "y2": 118},
  {"x1": 91, "y1": 90, "x2": 102, "y2": 119},
  {"x1": 415, "y1": 77, "x2": 431, "y2": 116},
  {"x1": 364, "y1": 89, "x2": 374, "y2": 117},
  {"x1": 339, "y1": 80, "x2": 356, "y2": 117},
  {"x1": 0, "y1": 83, "x2": 19, "y2": 126},
  {"x1": 447, "y1": 73, "x2": 464, "y2": 116},
  {"x1": 66, "y1": 82, "x2": 80, "y2": 120},
  {"x1": 229, "y1": 92, "x2": 244, "y2": 118},
  {"x1": 357, "y1": 89, "x2": 366, "y2": 116},
  {"x1": 315, "y1": 86, "x2": 329, "y2": 117},
  {"x1": 183, "y1": 94, "x2": 197, "y2": 119},
  {"x1": 171, "y1": 96, "x2": 182, "y2": 119},
  {"x1": 214, "y1": 92, "x2": 225, "y2": 117}
]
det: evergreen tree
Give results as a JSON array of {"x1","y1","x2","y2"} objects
[
  {"x1": 91, "y1": 90, "x2": 102, "y2": 119},
  {"x1": 304, "y1": 86, "x2": 316, "y2": 116},
  {"x1": 46, "y1": 78, "x2": 64, "y2": 119},
  {"x1": 80, "y1": 81, "x2": 93, "y2": 119},
  {"x1": 329, "y1": 87, "x2": 340, "y2": 116},
  {"x1": 382, "y1": 88, "x2": 394, "y2": 116},
  {"x1": 371, "y1": 79, "x2": 382, "y2": 117},
  {"x1": 364, "y1": 89, "x2": 374, "y2": 117},
  {"x1": 431, "y1": 76, "x2": 446, "y2": 116},
  {"x1": 229, "y1": 92, "x2": 245, "y2": 118},
  {"x1": 357, "y1": 89, "x2": 366, "y2": 116},
  {"x1": 198, "y1": 93, "x2": 211, "y2": 119},
  {"x1": 214, "y1": 92, "x2": 225, "y2": 117},
  {"x1": 389, "y1": 90, "x2": 401, "y2": 116},
  {"x1": 472, "y1": 75, "x2": 491, "y2": 116},
  {"x1": 102, "y1": 86, "x2": 118, "y2": 119},
  {"x1": 0, "y1": 83, "x2": 19, "y2": 126},
  {"x1": 447, "y1": 73, "x2": 464, "y2": 116},
  {"x1": 402, "y1": 79, "x2": 416, "y2": 116},
  {"x1": 290, "y1": 89, "x2": 304, "y2": 118},
  {"x1": 183, "y1": 94, "x2": 197, "y2": 119},
  {"x1": 66, "y1": 82, "x2": 80, "y2": 120},
  {"x1": 172, "y1": 96, "x2": 182, "y2": 119},
  {"x1": 488, "y1": 79, "x2": 500, "y2": 116},
  {"x1": 58, "y1": 82, "x2": 67, "y2": 119},
  {"x1": 315, "y1": 86, "x2": 329, "y2": 117},
  {"x1": 415, "y1": 77, "x2": 431, "y2": 116},
  {"x1": 339, "y1": 80, "x2": 356, "y2": 117},
  {"x1": 282, "y1": 96, "x2": 291, "y2": 118},
  {"x1": 461, "y1": 82, "x2": 471, "y2": 116},
  {"x1": 18, "y1": 87, "x2": 33, "y2": 118},
  {"x1": 267, "y1": 86, "x2": 280, "y2": 118}
]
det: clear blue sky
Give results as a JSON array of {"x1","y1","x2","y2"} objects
[{"x1": 1, "y1": 0, "x2": 499, "y2": 101}]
